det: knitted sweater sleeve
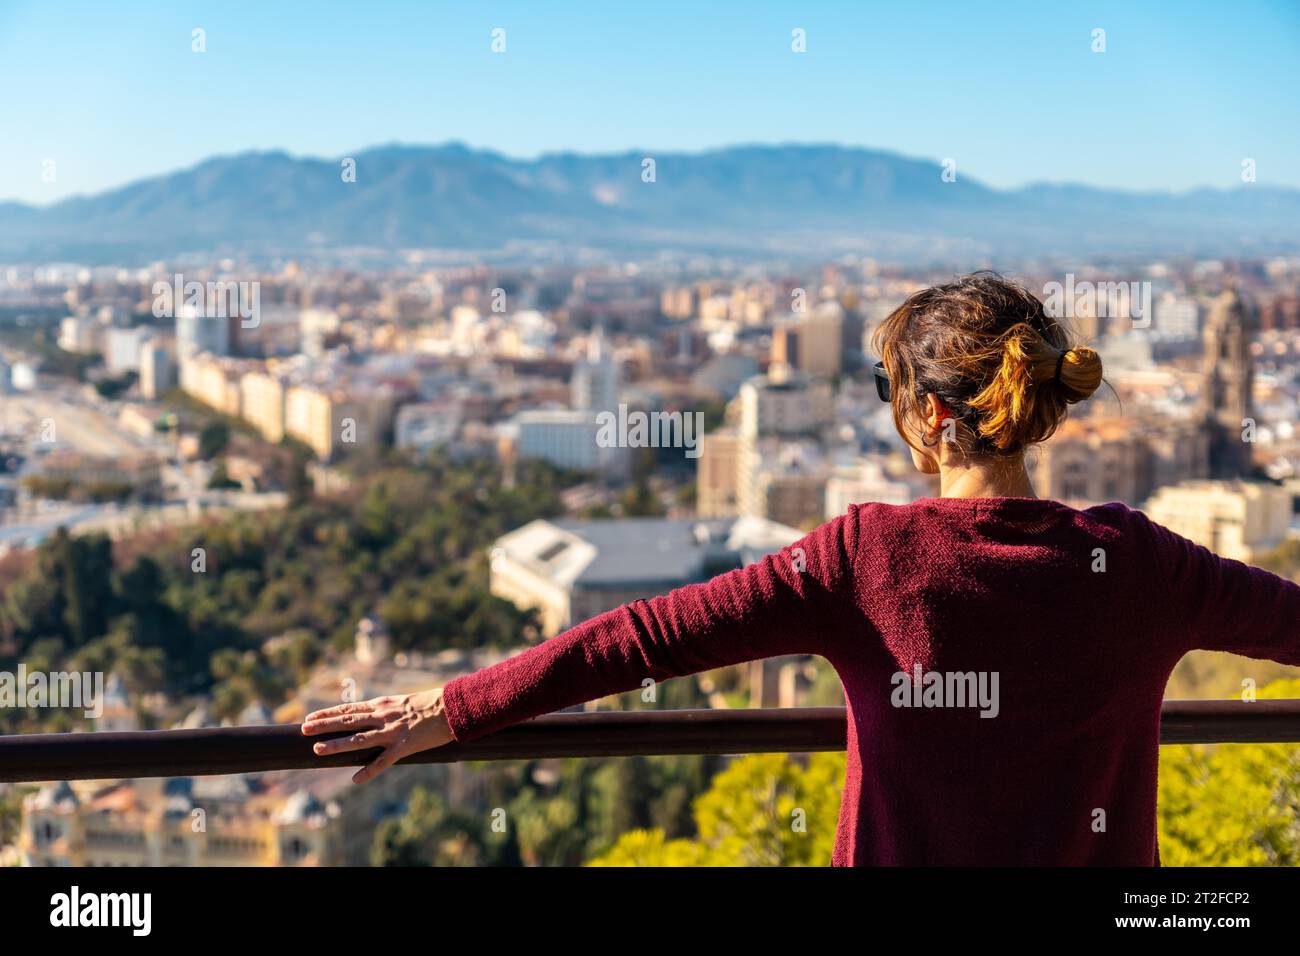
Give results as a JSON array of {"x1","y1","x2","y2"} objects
[
  {"x1": 1140, "y1": 510, "x2": 1300, "y2": 664},
  {"x1": 441, "y1": 508, "x2": 858, "y2": 743}
]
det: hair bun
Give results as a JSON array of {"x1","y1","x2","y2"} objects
[{"x1": 1056, "y1": 345, "x2": 1102, "y2": 401}]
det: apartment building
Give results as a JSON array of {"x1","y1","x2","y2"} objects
[
  {"x1": 138, "y1": 337, "x2": 174, "y2": 399},
  {"x1": 179, "y1": 353, "x2": 243, "y2": 418},
  {"x1": 771, "y1": 302, "x2": 844, "y2": 378},
  {"x1": 696, "y1": 428, "x2": 742, "y2": 517},
  {"x1": 240, "y1": 368, "x2": 289, "y2": 443}
]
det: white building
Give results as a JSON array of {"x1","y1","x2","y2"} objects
[
  {"x1": 176, "y1": 303, "x2": 230, "y2": 357},
  {"x1": 138, "y1": 338, "x2": 174, "y2": 399},
  {"x1": 515, "y1": 409, "x2": 624, "y2": 473},
  {"x1": 488, "y1": 515, "x2": 803, "y2": 637},
  {"x1": 105, "y1": 327, "x2": 151, "y2": 374},
  {"x1": 571, "y1": 327, "x2": 620, "y2": 414},
  {"x1": 395, "y1": 400, "x2": 462, "y2": 452},
  {"x1": 58, "y1": 315, "x2": 99, "y2": 353},
  {"x1": 825, "y1": 458, "x2": 919, "y2": 516},
  {"x1": 1154, "y1": 292, "x2": 1200, "y2": 341}
]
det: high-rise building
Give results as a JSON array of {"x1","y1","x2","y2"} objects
[
  {"x1": 737, "y1": 370, "x2": 834, "y2": 439},
  {"x1": 736, "y1": 371, "x2": 835, "y2": 520},
  {"x1": 138, "y1": 338, "x2": 174, "y2": 399},
  {"x1": 58, "y1": 315, "x2": 99, "y2": 353},
  {"x1": 696, "y1": 429, "x2": 741, "y2": 517},
  {"x1": 176, "y1": 303, "x2": 231, "y2": 357},
  {"x1": 571, "y1": 326, "x2": 620, "y2": 413},
  {"x1": 105, "y1": 327, "x2": 150, "y2": 374},
  {"x1": 772, "y1": 303, "x2": 844, "y2": 378},
  {"x1": 1154, "y1": 292, "x2": 1199, "y2": 341}
]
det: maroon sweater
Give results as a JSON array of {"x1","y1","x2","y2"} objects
[{"x1": 442, "y1": 498, "x2": 1300, "y2": 865}]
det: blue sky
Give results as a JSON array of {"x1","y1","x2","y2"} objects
[{"x1": 2, "y1": 0, "x2": 1298, "y2": 204}]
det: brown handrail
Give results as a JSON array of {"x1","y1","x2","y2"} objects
[{"x1": 2, "y1": 700, "x2": 1299, "y2": 784}]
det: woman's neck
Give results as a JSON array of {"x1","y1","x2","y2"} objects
[{"x1": 938, "y1": 457, "x2": 1037, "y2": 499}]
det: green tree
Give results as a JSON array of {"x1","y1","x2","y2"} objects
[
  {"x1": 371, "y1": 787, "x2": 495, "y2": 866},
  {"x1": 197, "y1": 421, "x2": 230, "y2": 460}
]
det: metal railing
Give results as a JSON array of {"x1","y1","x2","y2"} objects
[{"x1": 3, "y1": 700, "x2": 1300, "y2": 783}]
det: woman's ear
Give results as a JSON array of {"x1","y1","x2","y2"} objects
[{"x1": 923, "y1": 394, "x2": 951, "y2": 434}]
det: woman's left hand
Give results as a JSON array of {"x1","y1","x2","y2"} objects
[{"x1": 300, "y1": 688, "x2": 454, "y2": 784}]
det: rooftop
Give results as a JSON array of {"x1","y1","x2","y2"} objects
[{"x1": 493, "y1": 515, "x2": 803, "y2": 589}]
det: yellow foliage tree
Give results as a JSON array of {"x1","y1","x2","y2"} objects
[
  {"x1": 589, "y1": 752, "x2": 844, "y2": 866},
  {"x1": 1158, "y1": 678, "x2": 1300, "y2": 866}
]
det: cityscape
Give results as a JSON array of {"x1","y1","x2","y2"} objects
[
  {"x1": 0, "y1": 1, "x2": 1298, "y2": 906},
  {"x1": 3, "y1": 247, "x2": 1298, "y2": 866}
]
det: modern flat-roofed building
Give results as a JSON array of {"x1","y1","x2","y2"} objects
[
  {"x1": 514, "y1": 409, "x2": 624, "y2": 474},
  {"x1": 489, "y1": 515, "x2": 803, "y2": 637}
]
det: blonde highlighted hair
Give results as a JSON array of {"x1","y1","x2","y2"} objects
[{"x1": 872, "y1": 272, "x2": 1103, "y2": 456}]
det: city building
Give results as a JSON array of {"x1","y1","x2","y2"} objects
[
  {"x1": 734, "y1": 371, "x2": 835, "y2": 520},
  {"x1": 571, "y1": 326, "x2": 620, "y2": 413},
  {"x1": 696, "y1": 428, "x2": 742, "y2": 517},
  {"x1": 1031, "y1": 416, "x2": 1210, "y2": 507},
  {"x1": 138, "y1": 337, "x2": 175, "y2": 399},
  {"x1": 18, "y1": 777, "x2": 334, "y2": 867},
  {"x1": 825, "y1": 457, "x2": 920, "y2": 516},
  {"x1": 180, "y1": 353, "x2": 243, "y2": 418},
  {"x1": 743, "y1": 439, "x2": 830, "y2": 529},
  {"x1": 488, "y1": 515, "x2": 803, "y2": 637},
  {"x1": 176, "y1": 304, "x2": 231, "y2": 357},
  {"x1": 105, "y1": 327, "x2": 150, "y2": 375},
  {"x1": 1198, "y1": 288, "x2": 1256, "y2": 478},
  {"x1": 1144, "y1": 480, "x2": 1292, "y2": 562},
  {"x1": 513, "y1": 409, "x2": 623, "y2": 474},
  {"x1": 240, "y1": 369, "x2": 289, "y2": 443},
  {"x1": 37, "y1": 450, "x2": 163, "y2": 500},
  {"x1": 771, "y1": 302, "x2": 844, "y2": 378},
  {"x1": 58, "y1": 315, "x2": 99, "y2": 353},
  {"x1": 284, "y1": 384, "x2": 392, "y2": 461},
  {"x1": 737, "y1": 370, "x2": 834, "y2": 438},
  {"x1": 394, "y1": 400, "x2": 462, "y2": 452}
]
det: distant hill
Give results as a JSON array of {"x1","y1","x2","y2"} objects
[{"x1": 2, "y1": 142, "x2": 1297, "y2": 263}]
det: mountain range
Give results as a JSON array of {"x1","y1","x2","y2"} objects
[{"x1": 2, "y1": 143, "x2": 1297, "y2": 264}]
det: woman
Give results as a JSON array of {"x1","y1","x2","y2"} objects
[{"x1": 302, "y1": 272, "x2": 1299, "y2": 866}]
